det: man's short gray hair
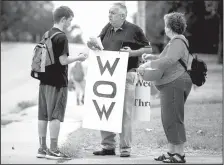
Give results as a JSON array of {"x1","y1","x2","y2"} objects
[{"x1": 113, "y1": 2, "x2": 127, "y2": 16}]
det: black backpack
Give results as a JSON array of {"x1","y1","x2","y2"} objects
[{"x1": 177, "y1": 38, "x2": 207, "y2": 87}]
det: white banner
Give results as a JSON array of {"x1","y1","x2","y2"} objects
[
  {"x1": 82, "y1": 50, "x2": 129, "y2": 133},
  {"x1": 133, "y1": 75, "x2": 151, "y2": 121}
]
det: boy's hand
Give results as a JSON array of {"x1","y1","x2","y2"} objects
[{"x1": 78, "y1": 53, "x2": 88, "y2": 61}]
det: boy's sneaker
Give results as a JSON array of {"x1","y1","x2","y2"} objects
[
  {"x1": 45, "y1": 149, "x2": 71, "y2": 160},
  {"x1": 36, "y1": 148, "x2": 47, "y2": 158}
]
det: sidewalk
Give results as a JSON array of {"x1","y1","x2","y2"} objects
[
  {"x1": 62, "y1": 154, "x2": 222, "y2": 164},
  {"x1": 1, "y1": 91, "x2": 84, "y2": 164}
]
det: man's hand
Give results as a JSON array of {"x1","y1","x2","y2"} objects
[
  {"x1": 120, "y1": 46, "x2": 133, "y2": 57},
  {"x1": 120, "y1": 46, "x2": 132, "y2": 52},
  {"x1": 78, "y1": 53, "x2": 88, "y2": 62},
  {"x1": 87, "y1": 38, "x2": 101, "y2": 51}
]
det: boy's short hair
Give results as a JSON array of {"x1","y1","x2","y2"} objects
[
  {"x1": 53, "y1": 6, "x2": 74, "y2": 23},
  {"x1": 164, "y1": 12, "x2": 187, "y2": 34}
]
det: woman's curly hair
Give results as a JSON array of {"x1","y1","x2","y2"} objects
[{"x1": 164, "y1": 12, "x2": 187, "y2": 34}]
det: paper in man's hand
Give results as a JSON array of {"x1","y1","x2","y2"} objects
[{"x1": 89, "y1": 37, "x2": 104, "y2": 50}]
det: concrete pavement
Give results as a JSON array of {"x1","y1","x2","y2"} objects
[
  {"x1": 1, "y1": 91, "x2": 84, "y2": 164},
  {"x1": 62, "y1": 154, "x2": 222, "y2": 164}
]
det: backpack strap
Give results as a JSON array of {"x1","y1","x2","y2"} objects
[
  {"x1": 173, "y1": 38, "x2": 192, "y2": 55},
  {"x1": 44, "y1": 31, "x2": 50, "y2": 39},
  {"x1": 179, "y1": 58, "x2": 187, "y2": 71},
  {"x1": 172, "y1": 38, "x2": 191, "y2": 71},
  {"x1": 50, "y1": 31, "x2": 63, "y2": 39},
  {"x1": 47, "y1": 31, "x2": 63, "y2": 65},
  {"x1": 43, "y1": 31, "x2": 63, "y2": 40}
]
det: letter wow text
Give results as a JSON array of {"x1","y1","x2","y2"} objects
[{"x1": 93, "y1": 56, "x2": 120, "y2": 120}]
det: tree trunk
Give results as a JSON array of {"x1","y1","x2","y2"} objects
[{"x1": 217, "y1": 16, "x2": 223, "y2": 64}]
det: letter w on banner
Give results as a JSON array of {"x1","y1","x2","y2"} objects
[{"x1": 82, "y1": 50, "x2": 129, "y2": 133}]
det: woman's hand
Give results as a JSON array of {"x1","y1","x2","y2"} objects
[
  {"x1": 142, "y1": 53, "x2": 155, "y2": 61},
  {"x1": 137, "y1": 61, "x2": 152, "y2": 75},
  {"x1": 139, "y1": 61, "x2": 152, "y2": 69},
  {"x1": 137, "y1": 66, "x2": 145, "y2": 76}
]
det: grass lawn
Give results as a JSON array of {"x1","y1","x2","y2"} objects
[{"x1": 60, "y1": 54, "x2": 222, "y2": 158}]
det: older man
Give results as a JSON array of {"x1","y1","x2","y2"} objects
[{"x1": 87, "y1": 2, "x2": 152, "y2": 157}]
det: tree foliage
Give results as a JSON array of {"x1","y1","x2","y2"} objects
[
  {"x1": 1, "y1": 1, "x2": 84, "y2": 44},
  {"x1": 1, "y1": 1, "x2": 54, "y2": 42},
  {"x1": 144, "y1": 0, "x2": 222, "y2": 60}
]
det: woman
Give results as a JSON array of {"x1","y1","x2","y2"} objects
[{"x1": 138, "y1": 12, "x2": 192, "y2": 163}]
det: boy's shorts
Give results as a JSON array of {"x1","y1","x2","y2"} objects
[{"x1": 38, "y1": 84, "x2": 68, "y2": 122}]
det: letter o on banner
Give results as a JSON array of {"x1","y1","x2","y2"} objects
[{"x1": 93, "y1": 81, "x2": 117, "y2": 98}]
